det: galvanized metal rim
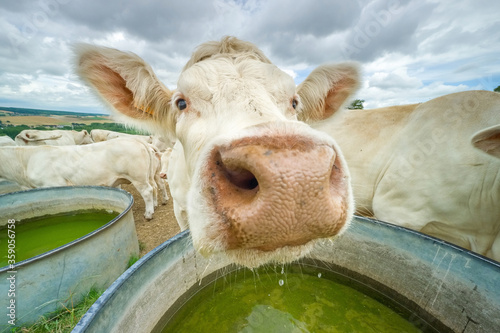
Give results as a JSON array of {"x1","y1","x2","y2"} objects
[{"x1": 0, "y1": 185, "x2": 134, "y2": 273}]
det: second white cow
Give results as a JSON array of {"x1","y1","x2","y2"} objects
[
  {"x1": 306, "y1": 91, "x2": 500, "y2": 261},
  {"x1": 0, "y1": 138, "x2": 157, "y2": 219},
  {"x1": 15, "y1": 129, "x2": 93, "y2": 145}
]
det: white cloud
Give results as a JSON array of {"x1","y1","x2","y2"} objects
[
  {"x1": 0, "y1": 0, "x2": 498, "y2": 113},
  {"x1": 368, "y1": 68, "x2": 422, "y2": 90}
]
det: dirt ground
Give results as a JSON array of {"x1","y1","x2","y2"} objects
[{"x1": 121, "y1": 183, "x2": 181, "y2": 257}]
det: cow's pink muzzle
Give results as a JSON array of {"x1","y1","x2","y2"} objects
[{"x1": 202, "y1": 134, "x2": 351, "y2": 251}]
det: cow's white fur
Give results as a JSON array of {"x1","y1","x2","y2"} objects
[
  {"x1": 159, "y1": 147, "x2": 173, "y2": 180},
  {"x1": 0, "y1": 136, "x2": 15, "y2": 146},
  {"x1": 471, "y1": 124, "x2": 500, "y2": 159},
  {"x1": 15, "y1": 129, "x2": 93, "y2": 145},
  {"x1": 90, "y1": 129, "x2": 152, "y2": 144},
  {"x1": 147, "y1": 142, "x2": 169, "y2": 206}
]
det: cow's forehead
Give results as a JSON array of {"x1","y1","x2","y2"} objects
[{"x1": 177, "y1": 56, "x2": 296, "y2": 101}]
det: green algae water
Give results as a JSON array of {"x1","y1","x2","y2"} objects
[
  {"x1": 161, "y1": 266, "x2": 426, "y2": 333},
  {"x1": 0, "y1": 209, "x2": 119, "y2": 267}
]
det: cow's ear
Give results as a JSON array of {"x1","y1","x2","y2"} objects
[
  {"x1": 75, "y1": 44, "x2": 175, "y2": 135},
  {"x1": 471, "y1": 124, "x2": 500, "y2": 158},
  {"x1": 297, "y1": 63, "x2": 360, "y2": 122}
]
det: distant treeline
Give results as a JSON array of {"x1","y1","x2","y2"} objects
[
  {"x1": 0, "y1": 106, "x2": 107, "y2": 117},
  {"x1": 0, "y1": 122, "x2": 145, "y2": 140}
]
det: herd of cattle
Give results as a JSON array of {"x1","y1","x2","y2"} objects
[
  {"x1": 1, "y1": 37, "x2": 498, "y2": 268},
  {"x1": 0, "y1": 129, "x2": 173, "y2": 220}
]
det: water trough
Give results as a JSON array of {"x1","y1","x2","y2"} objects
[
  {"x1": 0, "y1": 186, "x2": 139, "y2": 330},
  {"x1": 74, "y1": 216, "x2": 500, "y2": 332}
]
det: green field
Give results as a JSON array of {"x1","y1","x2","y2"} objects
[{"x1": 0, "y1": 106, "x2": 147, "y2": 138}]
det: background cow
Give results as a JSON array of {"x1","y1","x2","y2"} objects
[
  {"x1": 0, "y1": 138, "x2": 158, "y2": 219},
  {"x1": 15, "y1": 129, "x2": 93, "y2": 145},
  {"x1": 148, "y1": 143, "x2": 169, "y2": 206},
  {"x1": 0, "y1": 136, "x2": 16, "y2": 146},
  {"x1": 90, "y1": 129, "x2": 152, "y2": 144},
  {"x1": 159, "y1": 147, "x2": 173, "y2": 181},
  {"x1": 304, "y1": 91, "x2": 500, "y2": 261},
  {"x1": 76, "y1": 36, "x2": 358, "y2": 268},
  {"x1": 152, "y1": 134, "x2": 174, "y2": 152}
]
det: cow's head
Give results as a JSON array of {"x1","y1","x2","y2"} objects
[
  {"x1": 77, "y1": 130, "x2": 93, "y2": 144},
  {"x1": 76, "y1": 36, "x2": 359, "y2": 267}
]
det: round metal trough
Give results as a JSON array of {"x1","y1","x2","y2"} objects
[
  {"x1": 74, "y1": 216, "x2": 500, "y2": 333},
  {"x1": 0, "y1": 186, "x2": 139, "y2": 330}
]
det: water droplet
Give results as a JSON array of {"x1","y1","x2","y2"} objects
[
  {"x1": 281, "y1": 266, "x2": 285, "y2": 274},
  {"x1": 279, "y1": 279, "x2": 284, "y2": 286},
  {"x1": 317, "y1": 273, "x2": 322, "y2": 278}
]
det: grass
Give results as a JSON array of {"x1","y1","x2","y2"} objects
[
  {"x1": 11, "y1": 253, "x2": 142, "y2": 332},
  {"x1": 127, "y1": 254, "x2": 140, "y2": 268},
  {"x1": 10, "y1": 288, "x2": 103, "y2": 333},
  {"x1": 138, "y1": 240, "x2": 147, "y2": 252}
]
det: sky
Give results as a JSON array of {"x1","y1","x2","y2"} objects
[{"x1": 1, "y1": 0, "x2": 499, "y2": 114}]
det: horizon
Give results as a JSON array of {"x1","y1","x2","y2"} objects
[{"x1": 0, "y1": 104, "x2": 109, "y2": 116}]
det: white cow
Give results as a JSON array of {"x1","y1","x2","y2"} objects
[
  {"x1": 15, "y1": 129, "x2": 93, "y2": 145},
  {"x1": 165, "y1": 142, "x2": 189, "y2": 230},
  {"x1": 0, "y1": 136, "x2": 16, "y2": 146},
  {"x1": 148, "y1": 143, "x2": 169, "y2": 205},
  {"x1": 76, "y1": 36, "x2": 358, "y2": 268},
  {"x1": 89, "y1": 129, "x2": 168, "y2": 205},
  {"x1": 159, "y1": 147, "x2": 173, "y2": 180},
  {"x1": 0, "y1": 138, "x2": 157, "y2": 219},
  {"x1": 152, "y1": 135, "x2": 174, "y2": 152},
  {"x1": 306, "y1": 91, "x2": 500, "y2": 261},
  {"x1": 90, "y1": 129, "x2": 152, "y2": 143}
]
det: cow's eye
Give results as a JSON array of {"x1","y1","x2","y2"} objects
[
  {"x1": 176, "y1": 99, "x2": 187, "y2": 110},
  {"x1": 292, "y1": 99, "x2": 298, "y2": 109}
]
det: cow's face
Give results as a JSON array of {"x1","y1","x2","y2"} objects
[
  {"x1": 173, "y1": 57, "x2": 305, "y2": 175},
  {"x1": 76, "y1": 37, "x2": 359, "y2": 267},
  {"x1": 80, "y1": 130, "x2": 93, "y2": 144}
]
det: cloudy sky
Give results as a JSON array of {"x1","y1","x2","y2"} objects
[{"x1": 1, "y1": 0, "x2": 499, "y2": 114}]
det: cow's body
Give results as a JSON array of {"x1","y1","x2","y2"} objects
[
  {"x1": 90, "y1": 129, "x2": 152, "y2": 144},
  {"x1": 159, "y1": 147, "x2": 173, "y2": 180},
  {"x1": 76, "y1": 37, "x2": 358, "y2": 267},
  {"x1": 15, "y1": 129, "x2": 93, "y2": 145},
  {"x1": 165, "y1": 142, "x2": 189, "y2": 231},
  {"x1": 152, "y1": 135, "x2": 174, "y2": 152},
  {"x1": 148, "y1": 143, "x2": 169, "y2": 206},
  {"x1": 0, "y1": 136, "x2": 15, "y2": 146},
  {"x1": 0, "y1": 138, "x2": 157, "y2": 219},
  {"x1": 309, "y1": 91, "x2": 500, "y2": 261}
]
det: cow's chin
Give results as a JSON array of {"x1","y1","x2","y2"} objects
[
  {"x1": 191, "y1": 238, "x2": 318, "y2": 269},
  {"x1": 223, "y1": 242, "x2": 316, "y2": 268}
]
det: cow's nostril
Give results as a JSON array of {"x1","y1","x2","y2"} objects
[{"x1": 223, "y1": 165, "x2": 258, "y2": 190}]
